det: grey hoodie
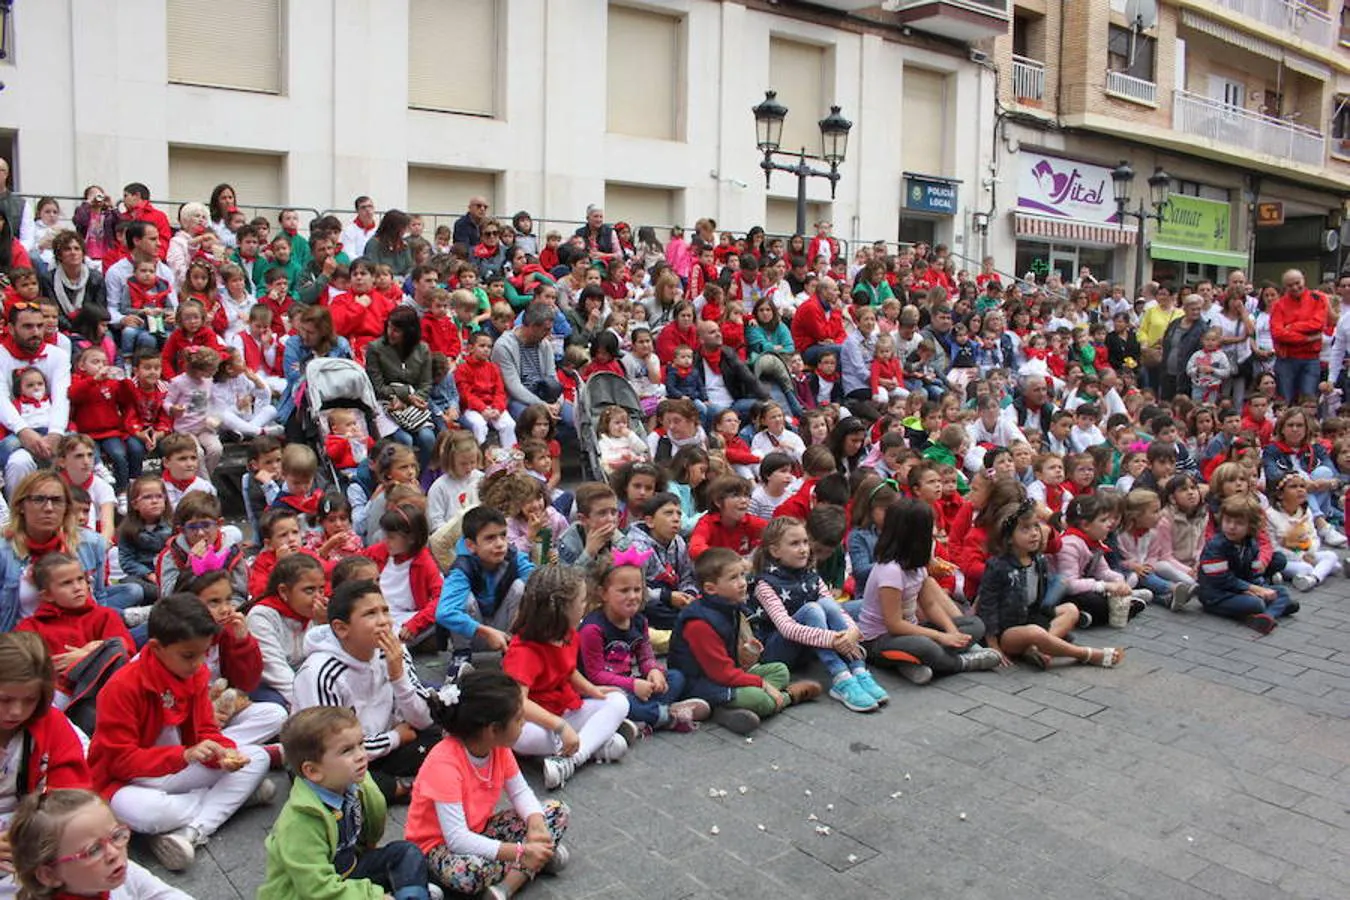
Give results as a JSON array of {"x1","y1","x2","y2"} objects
[{"x1": 626, "y1": 523, "x2": 697, "y2": 631}]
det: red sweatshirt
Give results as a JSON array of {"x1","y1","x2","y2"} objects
[
  {"x1": 16, "y1": 709, "x2": 90, "y2": 795},
  {"x1": 87, "y1": 651, "x2": 233, "y2": 799},
  {"x1": 161, "y1": 326, "x2": 224, "y2": 379},
  {"x1": 329, "y1": 291, "x2": 396, "y2": 363},
  {"x1": 325, "y1": 432, "x2": 374, "y2": 470},
  {"x1": 1270, "y1": 289, "x2": 1333, "y2": 360},
  {"x1": 790, "y1": 296, "x2": 846, "y2": 351},
  {"x1": 212, "y1": 627, "x2": 265, "y2": 694},
  {"x1": 69, "y1": 372, "x2": 126, "y2": 440},
  {"x1": 683, "y1": 620, "x2": 763, "y2": 688},
  {"x1": 455, "y1": 355, "x2": 508, "y2": 412},
  {"x1": 17, "y1": 601, "x2": 135, "y2": 693},
  {"x1": 722, "y1": 434, "x2": 761, "y2": 467},
  {"x1": 363, "y1": 543, "x2": 443, "y2": 635},
  {"x1": 688, "y1": 511, "x2": 766, "y2": 558},
  {"x1": 422, "y1": 312, "x2": 461, "y2": 359},
  {"x1": 870, "y1": 358, "x2": 904, "y2": 395},
  {"x1": 237, "y1": 332, "x2": 284, "y2": 378},
  {"x1": 118, "y1": 378, "x2": 172, "y2": 435}
]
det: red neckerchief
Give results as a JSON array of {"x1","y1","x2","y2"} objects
[
  {"x1": 1041, "y1": 481, "x2": 1064, "y2": 513},
  {"x1": 15, "y1": 393, "x2": 46, "y2": 410},
  {"x1": 255, "y1": 593, "x2": 310, "y2": 624},
  {"x1": 164, "y1": 472, "x2": 198, "y2": 492},
  {"x1": 1131, "y1": 526, "x2": 1149, "y2": 538},
  {"x1": 284, "y1": 226, "x2": 298, "y2": 236},
  {"x1": 1273, "y1": 440, "x2": 1316, "y2": 470},
  {"x1": 139, "y1": 645, "x2": 207, "y2": 728},
  {"x1": 60, "y1": 471, "x2": 94, "y2": 492},
  {"x1": 700, "y1": 347, "x2": 723, "y2": 374},
  {"x1": 1, "y1": 334, "x2": 46, "y2": 362},
  {"x1": 1063, "y1": 525, "x2": 1108, "y2": 552},
  {"x1": 54, "y1": 891, "x2": 108, "y2": 900},
  {"x1": 674, "y1": 365, "x2": 693, "y2": 379},
  {"x1": 1063, "y1": 481, "x2": 1095, "y2": 498},
  {"x1": 473, "y1": 242, "x2": 498, "y2": 259},
  {"x1": 278, "y1": 490, "x2": 322, "y2": 516},
  {"x1": 25, "y1": 532, "x2": 65, "y2": 562},
  {"x1": 33, "y1": 598, "x2": 95, "y2": 622}
]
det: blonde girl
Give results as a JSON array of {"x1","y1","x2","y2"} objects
[
  {"x1": 596, "y1": 405, "x2": 650, "y2": 475},
  {"x1": 1266, "y1": 473, "x2": 1345, "y2": 591},
  {"x1": 751, "y1": 518, "x2": 887, "y2": 713},
  {"x1": 427, "y1": 430, "x2": 483, "y2": 531},
  {"x1": 749, "y1": 401, "x2": 805, "y2": 462},
  {"x1": 1117, "y1": 489, "x2": 1197, "y2": 610}
]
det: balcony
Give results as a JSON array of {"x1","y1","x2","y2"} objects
[
  {"x1": 1012, "y1": 55, "x2": 1045, "y2": 103},
  {"x1": 888, "y1": 0, "x2": 1011, "y2": 42},
  {"x1": 1172, "y1": 89, "x2": 1325, "y2": 166},
  {"x1": 1104, "y1": 70, "x2": 1158, "y2": 105},
  {"x1": 1212, "y1": 0, "x2": 1333, "y2": 46}
]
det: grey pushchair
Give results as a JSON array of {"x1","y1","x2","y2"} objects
[{"x1": 575, "y1": 371, "x2": 647, "y2": 482}]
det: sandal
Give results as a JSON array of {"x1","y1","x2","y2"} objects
[
  {"x1": 1082, "y1": 647, "x2": 1124, "y2": 668},
  {"x1": 1021, "y1": 646, "x2": 1051, "y2": 670}
]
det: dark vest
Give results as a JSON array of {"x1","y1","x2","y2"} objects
[
  {"x1": 750, "y1": 563, "x2": 824, "y2": 638},
  {"x1": 668, "y1": 594, "x2": 741, "y2": 681}
]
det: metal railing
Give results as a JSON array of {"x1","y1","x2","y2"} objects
[
  {"x1": 1212, "y1": 0, "x2": 1334, "y2": 46},
  {"x1": 1104, "y1": 70, "x2": 1158, "y2": 105},
  {"x1": 1012, "y1": 55, "x2": 1045, "y2": 102},
  {"x1": 1172, "y1": 89, "x2": 1325, "y2": 166}
]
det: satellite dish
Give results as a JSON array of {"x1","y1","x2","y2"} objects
[{"x1": 1124, "y1": 0, "x2": 1158, "y2": 31}]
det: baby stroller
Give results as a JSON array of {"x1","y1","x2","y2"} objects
[
  {"x1": 576, "y1": 371, "x2": 647, "y2": 483},
  {"x1": 300, "y1": 356, "x2": 392, "y2": 489}
]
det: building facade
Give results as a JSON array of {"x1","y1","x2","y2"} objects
[
  {"x1": 0, "y1": 0, "x2": 1007, "y2": 259},
  {"x1": 989, "y1": 0, "x2": 1350, "y2": 290}
]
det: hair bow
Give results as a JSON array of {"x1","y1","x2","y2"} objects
[
  {"x1": 484, "y1": 446, "x2": 524, "y2": 478},
  {"x1": 612, "y1": 546, "x2": 653, "y2": 568},
  {"x1": 1000, "y1": 498, "x2": 1037, "y2": 537},
  {"x1": 437, "y1": 682, "x2": 461, "y2": 708}
]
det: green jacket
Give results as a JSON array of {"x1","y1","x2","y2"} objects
[
  {"x1": 921, "y1": 443, "x2": 970, "y2": 494},
  {"x1": 259, "y1": 773, "x2": 388, "y2": 900}
]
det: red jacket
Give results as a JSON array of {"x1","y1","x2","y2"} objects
[
  {"x1": 118, "y1": 378, "x2": 172, "y2": 434},
  {"x1": 14, "y1": 709, "x2": 90, "y2": 797},
  {"x1": 655, "y1": 322, "x2": 698, "y2": 365},
  {"x1": 329, "y1": 291, "x2": 396, "y2": 364},
  {"x1": 247, "y1": 547, "x2": 332, "y2": 601},
  {"x1": 774, "y1": 477, "x2": 818, "y2": 522},
  {"x1": 807, "y1": 235, "x2": 839, "y2": 265},
  {"x1": 870, "y1": 358, "x2": 904, "y2": 394},
  {"x1": 213, "y1": 627, "x2": 265, "y2": 693},
  {"x1": 422, "y1": 312, "x2": 461, "y2": 359},
  {"x1": 161, "y1": 326, "x2": 224, "y2": 379},
  {"x1": 325, "y1": 432, "x2": 374, "y2": 470},
  {"x1": 1270, "y1": 289, "x2": 1333, "y2": 360},
  {"x1": 363, "y1": 543, "x2": 443, "y2": 635},
  {"x1": 1242, "y1": 413, "x2": 1274, "y2": 446},
  {"x1": 791, "y1": 296, "x2": 846, "y2": 352},
  {"x1": 87, "y1": 651, "x2": 233, "y2": 799},
  {"x1": 17, "y1": 601, "x2": 135, "y2": 693},
  {"x1": 237, "y1": 332, "x2": 284, "y2": 378},
  {"x1": 721, "y1": 321, "x2": 747, "y2": 361},
  {"x1": 454, "y1": 355, "x2": 508, "y2": 412},
  {"x1": 69, "y1": 372, "x2": 126, "y2": 440},
  {"x1": 722, "y1": 434, "x2": 760, "y2": 467},
  {"x1": 688, "y1": 511, "x2": 766, "y2": 558},
  {"x1": 261, "y1": 292, "x2": 294, "y2": 336}
]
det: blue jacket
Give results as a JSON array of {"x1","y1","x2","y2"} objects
[
  {"x1": 435, "y1": 538, "x2": 535, "y2": 638},
  {"x1": 118, "y1": 521, "x2": 173, "y2": 580},
  {"x1": 664, "y1": 364, "x2": 706, "y2": 402},
  {"x1": 668, "y1": 594, "x2": 742, "y2": 686},
  {"x1": 0, "y1": 530, "x2": 111, "y2": 632},
  {"x1": 277, "y1": 336, "x2": 354, "y2": 422},
  {"x1": 1197, "y1": 533, "x2": 1262, "y2": 605}
]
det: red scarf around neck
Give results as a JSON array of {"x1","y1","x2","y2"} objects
[
  {"x1": 60, "y1": 471, "x2": 94, "y2": 492},
  {"x1": 254, "y1": 593, "x2": 310, "y2": 624},
  {"x1": 164, "y1": 471, "x2": 199, "y2": 492},
  {"x1": 1063, "y1": 525, "x2": 1108, "y2": 552},
  {"x1": 700, "y1": 347, "x2": 723, "y2": 375},
  {"x1": 1, "y1": 334, "x2": 46, "y2": 363},
  {"x1": 25, "y1": 531, "x2": 65, "y2": 562},
  {"x1": 139, "y1": 645, "x2": 208, "y2": 728},
  {"x1": 1041, "y1": 480, "x2": 1064, "y2": 513},
  {"x1": 278, "y1": 490, "x2": 323, "y2": 517}
]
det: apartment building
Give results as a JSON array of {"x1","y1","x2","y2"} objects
[
  {"x1": 0, "y1": 0, "x2": 1005, "y2": 254},
  {"x1": 991, "y1": 0, "x2": 1350, "y2": 289}
]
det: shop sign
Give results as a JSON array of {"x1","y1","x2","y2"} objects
[
  {"x1": 1257, "y1": 202, "x2": 1285, "y2": 227},
  {"x1": 1156, "y1": 195, "x2": 1231, "y2": 250},
  {"x1": 1016, "y1": 152, "x2": 1120, "y2": 224},
  {"x1": 904, "y1": 176, "x2": 958, "y2": 215}
]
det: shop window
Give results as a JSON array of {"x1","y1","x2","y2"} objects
[{"x1": 1107, "y1": 24, "x2": 1155, "y2": 83}]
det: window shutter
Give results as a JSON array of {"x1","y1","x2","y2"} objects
[
  {"x1": 769, "y1": 37, "x2": 828, "y2": 157},
  {"x1": 902, "y1": 67, "x2": 948, "y2": 177},
  {"x1": 167, "y1": 0, "x2": 283, "y2": 94},
  {"x1": 607, "y1": 5, "x2": 681, "y2": 140},
  {"x1": 408, "y1": 0, "x2": 498, "y2": 116},
  {"x1": 169, "y1": 147, "x2": 284, "y2": 212},
  {"x1": 604, "y1": 183, "x2": 676, "y2": 236}
]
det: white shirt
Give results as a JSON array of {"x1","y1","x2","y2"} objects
[
  {"x1": 341, "y1": 219, "x2": 378, "y2": 259},
  {"x1": 380, "y1": 556, "x2": 417, "y2": 627},
  {"x1": 0, "y1": 341, "x2": 70, "y2": 435},
  {"x1": 751, "y1": 428, "x2": 805, "y2": 462},
  {"x1": 703, "y1": 360, "x2": 732, "y2": 407}
]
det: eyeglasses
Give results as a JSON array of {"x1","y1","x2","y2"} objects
[
  {"x1": 184, "y1": 521, "x2": 217, "y2": 532},
  {"x1": 54, "y1": 824, "x2": 132, "y2": 865},
  {"x1": 483, "y1": 230, "x2": 499, "y2": 237},
  {"x1": 24, "y1": 495, "x2": 66, "y2": 508}
]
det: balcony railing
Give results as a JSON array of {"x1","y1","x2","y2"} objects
[
  {"x1": 1172, "y1": 89, "x2": 1325, "y2": 166},
  {"x1": 1012, "y1": 55, "x2": 1045, "y2": 102},
  {"x1": 1212, "y1": 0, "x2": 1333, "y2": 46},
  {"x1": 1104, "y1": 70, "x2": 1158, "y2": 105}
]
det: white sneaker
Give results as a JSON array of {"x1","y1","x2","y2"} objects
[
  {"x1": 1292, "y1": 574, "x2": 1317, "y2": 592},
  {"x1": 593, "y1": 733, "x2": 627, "y2": 763},
  {"x1": 543, "y1": 842, "x2": 570, "y2": 874},
  {"x1": 1321, "y1": 527, "x2": 1348, "y2": 548},
  {"x1": 427, "y1": 885, "x2": 444, "y2": 900},
  {"x1": 1169, "y1": 582, "x2": 1194, "y2": 612},
  {"x1": 116, "y1": 492, "x2": 128, "y2": 516},
  {"x1": 247, "y1": 777, "x2": 277, "y2": 807},
  {"x1": 148, "y1": 827, "x2": 200, "y2": 871},
  {"x1": 542, "y1": 755, "x2": 576, "y2": 790},
  {"x1": 122, "y1": 606, "x2": 153, "y2": 628},
  {"x1": 262, "y1": 424, "x2": 285, "y2": 438},
  {"x1": 94, "y1": 461, "x2": 115, "y2": 488}
]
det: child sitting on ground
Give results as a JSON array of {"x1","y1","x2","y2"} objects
[
  {"x1": 295, "y1": 580, "x2": 438, "y2": 805},
  {"x1": 557, "y1": 483, "x2": 628, "y2": 570},
  {"x1": 624, "y1": 492, "x2": 697, "y2": 634},
  {"x1": 261, "y1": 706, "x2": 435, "y2": 900},
  {"x1": 87, "y1": 594, "x2": 273, "y2": 872},
  {"x1": 165, "y1": 348, "x2": 225, "y2": 477},
  {"x1": 1200, "y1": 495, "x2": 1298, "y2": 634},
  {"x1": 155, "y1": 490, "x2": 248, "y2": 600},
  {"x1": 247, "y1": 554, "x2": 326, "y2": 708},
  {"x1": 436, "y1": 507, "x2": 536, "y2": 667},
  {"x1": 688, "y1": 476, "x2": 766, "y2": 559}
]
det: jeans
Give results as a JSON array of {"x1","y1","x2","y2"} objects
[
  {"x1": 96, "y1": 437, "x2": 139, "y2": 493},
  {"x1": 349, "y1": 840, "x2": 431, "y2": 900},
  {"x1": 1201, "y1": 584, "x2": 1294, "y2": 620},
  {"x1": 626, "y1": 667, "x2": 688, "y2": 726},
  {"x1": 762, "y1": 598, "x2": 865, "y2": 679},
  {"x1": 802, "y1": 343, "x2": 842, "y2": 366},
  {"x1": 1275, "y1": 356, "x2": 1321, "y2": 404},
  {"x1": 119, "y1": 326, "x2": 157, "y2": 362},
  {"x1": 705, "y1": 398, "x2": 758, "y2": 430},
  {"x1": 391, "y1": 425, "x2": 437, "y2": 469}
]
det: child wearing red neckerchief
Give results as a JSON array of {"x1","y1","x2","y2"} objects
[
  {"x1": 54, "y1": 433, "x2": 116, "y2": 543},
  {"x1": 720, "y1": 298, "x2": 749, "y2": 362},
  {"x1": 1027, "y1": 453, "x2": 1069, "y2": 526},
  {"x1": 267, "y1": 444, "x2": 326, "y2": 526},
  {"x1": 160, "y1": 299, "x2": 225, "y2": 380},
  {"x1": 231, "y1": 305, "x2": 286, "y2": 395},
  {"x1": 3, "y1": 366, "x2": 52, "y2": 440},
  {"x1": 421, "y1": 288, "x2": 461, "y2": 359}
]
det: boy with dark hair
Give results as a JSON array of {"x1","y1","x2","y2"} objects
[
  {"x1": 260, "y1": 706, "x2": 434, "y2": 900},
  {"x1": 688, "y1": 476, "x2": 766, "y2": 559},
  {"x1": 626, "y1": 492, "x2": 697, "y2": 632},
  {"x1": 119, "y1": 349, "x2": 171, "y2": 480},
  {"x1": 244, "y1": 434, "x2": 285, "y2": 537},
  {"x1": 557, "y1": 482, "x2": 627, "y2": 568},
  {"x1": 436, "y1": 506, "x2": 536, "y2": 664},
  {"x1": 156, "y1": 490, "x2": 248, "y2": 601},
  {"x1": 1151, "y1": 413, "x2": 1198, "y2": 475},
  {"x1": 1134, "y1": 442, "x2": 1178, "y2": 494},
  {"x1": 920, "y1": 424, "x2": 970, "y2": 494},
  {"x1": 294, "y1": 581, "x2": 437, "y2": 805},
  {"x1": 88, "y1": 593, "x2": 273, "y2": 871},
  {"x1": 667, "y1": 548, "x2": 820, "y2": 735},
  {"x1": 270, "y1": 443, "x2": 325, "y2": 521}
]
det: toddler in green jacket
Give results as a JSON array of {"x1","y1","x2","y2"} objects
[{"x1": 260, "y1": 706, "x2": 435, "y2": 900}]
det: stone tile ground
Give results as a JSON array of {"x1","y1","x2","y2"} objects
[{"x1": 145, "y1": 579, "x2": 1350, "y2": 899}]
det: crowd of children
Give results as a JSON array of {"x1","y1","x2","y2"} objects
[{"x1": 3, "y1": 190, "x2": 1350, "y2": 900}]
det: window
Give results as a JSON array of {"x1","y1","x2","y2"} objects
[
  {"x1": 769, "y1": 37, "x2": 830, "y2": 157},
  {"x1": 408, "y1": 0, "x2": 498, "y2": 116},
  {"x1": 1333, "y1": 94, "x2": 1350, "y2": 150},
  {"x1": 1107, "y1": 24, "x2": 1155, "y2": 82},
  {"x1": 604, "y1": 183, "x2": 677, "y2": 236},
  {"x1": 167, "y1": 0, "x2": 283, "y2": 94},
  {"x1": 407, "y1": 166, "x2": 497, "y2": 214},
  {"x1": 607, "y1": 5, "x2": 683, "y2": 141},
  {"x1": 169, "y1": 147, "x2": 284, "y2": 212},
  {"x1": 902, "y1": 67, "x2": 949, "y2": 177}
]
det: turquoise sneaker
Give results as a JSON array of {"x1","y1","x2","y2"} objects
[
  {"x1": 852, "y1": 670, "x2": 890, "y2": 706},
  {"x1": 828, "y1": 674, "x2": 879, "y2": 713}
]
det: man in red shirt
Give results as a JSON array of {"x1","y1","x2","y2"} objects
[
  {"x1": 119, "y1": 182, "x2": 172, "y2": 261},
  {"x1": 791, "y1": 276, "x2": 847, "y2": 365},
  {"x1": 1270, "y1": 268, "x2": 1335, "y2": 404}
]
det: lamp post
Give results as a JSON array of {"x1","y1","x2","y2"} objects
[
  {"x1": 752, "y1": 90, "x2": 853, "y2": 237},
  {"x1": 1111, "y1": 161, "x2": 1172, "y2": 298}
]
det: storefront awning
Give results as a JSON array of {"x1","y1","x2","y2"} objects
[
  {"x1": 1014, "y1": 214, "x2": 1136, "y2": 246},
  {"x1": 1149, "y1": 243, "x2": 1250, "y2": 268}
]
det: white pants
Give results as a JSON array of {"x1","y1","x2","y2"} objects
[
  {"x1": 514, "y1": 692, "x2": 627, "y2": 763},
  {"x1": 462, "y1": 410, "x2": 517, "y2": 448},
  {"x1": 111, "y1": 745, "x2": 268, "y2": 838},
  {"x1": 1280, "y1": 550, "x2": 1339, "y2": 584},
  {"x1": 217, "y1": 404, "x2": 278, "y2": 438},
  {"x1": 222, "y1": 702, "x2": 287, "y2": 746}
]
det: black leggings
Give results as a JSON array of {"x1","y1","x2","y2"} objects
[{"x1": 863, "y1": 616, "x2": 987, "y2": 674}]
